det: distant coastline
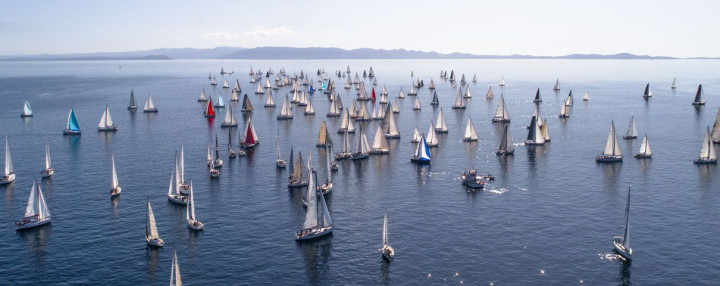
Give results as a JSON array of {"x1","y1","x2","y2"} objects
[{"x1": 0, "y1": 46, "x2": 715, "y2": 61}]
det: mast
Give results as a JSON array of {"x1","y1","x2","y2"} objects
[
  {"x1": 4, "y1": 136, "x2": 12, "y2": 176},
  {"x1": 325, "y1": 145, "x2": 332, "y2": 185},
  {"x1": 111, "y1": 154, "x2": 119, "y2": 189},
  {"x1": 622, "y1": 187, "x2": 631, "y2": 249},
  {"x1": 45, "y1": 139, "x2": 51, "y2": 169},
  {"x1": 383, "y1": 212, "x2": 389, "y2": 247}
]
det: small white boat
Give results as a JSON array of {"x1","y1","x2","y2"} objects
[
  {"x1": 264, "y1": 89, "x2": 276, "y2": 107},
  {"x1": 452, "y1": 89, "x2": 466, "y2": 109},
  {"x1": 380, "y1": 212, "x2": 395, "y2": 262},
  {"x1": 496, "y1": 125, "x2": 514, "y2": 155},
  {"x1": 296, "y1": 170, "x2": 333, "y2": 241},
  {"x1": 426, "y1": 121, "x2": 439, "y2": 147},
  {"x1": 335, "y1": 131, "x2": 353, "y2": 160},
  {"x1": 695, "y1": 126, "x2": 717, "y2": 164},
  {"x1": 337, "y1": 109, "x2": 356, "y2": 134},
  {"x1": 167, "y1": 159, "x2": 188, "y2": 205},
  {"x1": 128, "y1": 90, "x2": 138, "y2": 109},
  {"x1": 634, "y1": 135, "x2": 652, "y2": 158},
  {"x1": 351, "y1": 127, "x2": 370, "y2": 160},
  {"x1": 186, "y1": 182, "x2": 204, "y2": 231},
  {"x1": 209, "y1": 159, "x2": 220, "y2": 178},
  {"x1": 613, "y1": 187, "x2": 632, "y2": 260},
  {"x1": 288, "y1": 151, "x2": 308, "y2": 188},
  {"x1": 304, "y1": 98, "x2": 315, "y2": 115},
  {"x1": 110, "y1": 154, "x2": 121, "y2": 197},
  {"x1": 170, "y1": 250, "x2": 182, "y2": 285},
  {"x1": 385, "y1": 110, "x2": 401, "y2": 138},
  {"x1": 692, "y1": 84, "x2": 706, "y2": 106},
  {"x1": 145, "y1": 197, "x2": 164, "y2": 247},
  {"x1": 21, "y1": 100, "x2": 33, "y2": 117},
  {"x1": 16, "y1": 179, "x2": 51, "y2": 230},
  {"x1": 553, "y1": 79, "x2": 560, "y2": 91},
  {"x1": 398, "y1": 87, "x2": 405, "y2": 98},
  {"x1": 41, "y1": 139, "x2": 53, "y2": 178},
  {"x1": 143, "y1": 95, "x2": 158, "y2": 113},
  {"x1": 499, "y1": 76, "x2": 506, "y2": 87},
  {"x1": 583, "y1": 91, "x2": 589, "y2": 101},
  {"x1": 63, "y1": 108, "x2": 82, "y2": 135},
  {"x1": 565, "y1": 90, "x2": 574, "y2": 106},
  {"x1": 596, "y1": 121, "x2": 623, "y2": 162},
  {"x1": 0, "y1": 136, "x2": 15, "y2": 185},
  {"x1": 223, "y1": 78, "x2": 229, "y2": 89},
  {"x1": 255, "y1": 83, "x2": 265, "y2": 94},
  {"x1": 412, "y1": 96, "x2": 421, "y2": 110},
  {"x1": 370, "y1": 125, "x2": 390, "y2": 154},
  {"x1": 277, "y1": 95, "x2": 293, "y2": 120},
  {"x1": 492, "y1": 94, "x2": 511, "y2": 122},
  {"x1": 485, "y1": 86, "x2": 493, "y2": 99},
  {"x1": 198, "y1": 88, "x2": 208, "y2": 102},
  {"x1": 558, "y1": 102, "x2": 570, "y2": 118},
  {"x1": 463, "y1": 117, "x2": 478, "y2": 142},
  {"x1": 98, "y1": 105, "x2": 118, "y2": 131},
  {"x1": 623, "y1": 116, "x2": 638, "y2": 139}
]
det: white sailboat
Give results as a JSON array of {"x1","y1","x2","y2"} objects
[
  {"x1": 41, "y1": 139, "x2": 53, "y2": 178},
  {"x1": 0, "y1": 136, "x2": 15, "y2": 185},
  {"x1": 167, "y1": 157, "x2": 188, "y2": 204},
  {"x1": 15, "y1": 180, "x2": 51, "y2": 230},
  {"x1": 264, "y1": 89, "x2": 276, "y2": 107},
  {"x1": 565, "y1": 90, "x2": 574, "y2": 106},
  {"x1": 492, "y1": 94, "x2": 511, "y2": 122},
  {"x1": 712, "y1": 107, "x2": 720, "y2": 143},
  {"x1": 277, "y1": 95, "x2": 293, "y2": 120},
  {"x1": 128, "y1": 90, "x2": 138, "y2": 110},
  {"x1": 351, "y1": 127, "x2": 370, "y2": 160},
  {"x1": 304, "y1": 98, "x2": 315, "y2": 115},
  {"x1": 542, "y1": 121, "x2": 551, "y2": 142},
  {"x1": 558, "y1": 103, "x2": 570, "y2": 118},
  {"x1": 485, "y1": 86, "x2": 493, "y2": 99},
  {"x1": 255, "y1": 83, "x2": 264, "y2": 94},
  {"x1": 370, "y1": 126, "x2": 390, "y2": 154},
  {"x1": 98, "y1": 105, "x2": 118, "y2": 131},
  {"x1": 634, "y1": 135, "x2": 653, "y2": 158},
  {"x1": 295, "y1": 170, "x2": 333, "y2": 241},
  {"x1": 178, "y1": 146, "x2": 190, "y2": 194},
  {"x1": 186, "y1": 182, "x2": 204, "y2": 230},
  {"x1": 220, "y1": 104, "x2": 238, "y2": 127},
  {"x1": 208, "y1": 154, "x2": 220, "y2": 178},
  {"x1": 391, "y1": 97, "x2": 400, "y2": 114},
  {"x1": 412, "y1": 96, "x2": 421, "y2": 110},
  {"x1": 525, "y1": 116, "x2": 545, "y2": 146},
  {"x1": 398, "y1": 87, "x2": 405, "y2": 98},
  {"x1": 223, "y1": 78, "x2": 229, "y2": 89},
  {"x1": 327, "y1": 96, "x2": 341, "y2": 117},
  {"x1": 596, "y1": 121, "x2": 623, "y2": 162},
  {"x1": 335, "y1": 130, "x2": 353, "y2": 160},
  {"x1": 695, "y1": 126, "x2": 717, "y2": 164},
  {"x1": 671, "y1": 77, "x2": 677, "y2": 89},
  {"x1": 214, "y1": 135, "x2": 224, "y2": 167},
  {"x1": 411, "y1": 126, "x2": 421, "y2": 143},
  {"x1": 276, "y1": 128, "x2": 286, "y2": 168},
  {"x1": 320, "y1": 145, "x2": 333, "y2": 194},
  {"x1": 198, "y1": 88, "x2": 208, "y2": 102},
  {"x1": 385, "y1": 110, "x2": 401, "y2": 138},
  {"x1": 613, "y1": 187, "x2": 632, "y2": 260},
  {"x1": 496, "y1": 125, "x2": 514, "y2": 155},
  {"x1": 21, "y1": 100, "x2": 33, "y2": 117},
  {"x1": 452, "y1": 89, "x2": 466, "y2": 109},
  {"x1": 289, "y1": 151, "x2": 308, "y2": 188},
  {"x1": 692, "y1": 84, "x2": 706, "y2": 105},
  {"x1": 426, "y1": 121, "x2": 439, "y2": 147},
  {"x1": 380, "y1": 212, "x2": 395, "y2": 262},
  {"x1": 408, "y1": 85, "x2": 417, "y2": 96},
  {"x1": 499, "y1": 76, "x2": 506, "y2": 86},
  {"x1": 170, "y1": 250, "x2": 182, "y2": 286},
  {"x1": 110, "y1": 154, "x2": 122, "y2": 197},
  {"x1": 337, "y1": 109, "x2": 356, "y2": 134},
  {"x1": 463, "y1": 118, "x2": 479, "y2": 142},
  {"x1": 583, "y1": 91, "x2": 589, "y2": 101},
  {"x1": 472, "y1": 74, "x2": 477, "y2": 83},
  {"x1": 435, "y1": 108, "x2": 448, "y2": 133},
  {"x1": 553, "y1": 79, "x2": 560, "y2": 91},
  {"x1": 623, "y1": 117, "x2": 638, "y2": 139},
  {"x1": 143, "y1": 95, "x2": 158, "y2": 113},
  {"x1": 145, "y1": 197, "x2": 164, "y2": 247}
]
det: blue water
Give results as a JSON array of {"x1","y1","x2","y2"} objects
[{"x1": 0, "y1": 59, "x2": 719, "y2": 285}]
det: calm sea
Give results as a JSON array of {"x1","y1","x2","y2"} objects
[{"x1": 0, "y1": 59, "x2": 719, "y2": 285}]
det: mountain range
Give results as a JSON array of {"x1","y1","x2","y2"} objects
[{"x1": 0, "y1": 47, "x2": 703, "y2": 61}]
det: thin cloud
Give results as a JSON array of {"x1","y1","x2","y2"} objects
[
  {"x1": 202, "y1": 32, "x2": 239, "y2": 40},
  {"x1": 245, "y1": 27, "x2": 296, "y2": 39}
]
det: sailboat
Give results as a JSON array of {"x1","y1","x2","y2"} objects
[
  {"x1": 411, "y1": 133, "x2": 431, "y2": 164},
  {"x1": 694, "y1": 126, "x2": 717, "y2": 164},
  {"x1": 335, "y1": 131, "x2": 353, "y2": 160},
  {"x1": 553, "y1": 79, "x2": 560, "y2": 91},
  {"x1": 234, "y1": 79, "x2": 242, "y2": 93},
  {"x1": 671, "y1": 77, "x2": 677, "y2": 89},
  {"x1": 565, "y1": 90, "x2": 574, "y2": 106},
  {"x1": 634, "y1": 135, "x2": 653, "y2": 158},
  {"x1": 220, "y1": 104, "x2": 237, "y2": 127},
  {"x1": 542, "y1": 121, "x2": 551, "y2": 142},
  {"x1": 255, "y1": 83, "x2": 265, "y2": 94},
  {"x1": 426, "y1": 121, "x2": 439, "y2": 147},
  {"x1": 435, "y1": 108, "x2": 448, "y2": 133},
  {"x1": 240, "y1": 119, "x2": 259, "y2": 148},
  {"x1": 143, "y1": 95, "x2": 158, "y2": 113},
  {"x1": 613, "y1": 187, "x2": 632, "y2": 260},
  {"x1": 277, "y1": 95, "x2": 293, "y2": 120},
  {"x1": 63, "y1": 108, "x2": 82, "y2": 135},
  {"x1": 98, "y1": 105, "x2": 118, "y2": 131},
  {"x1": 463, "y1": 118, "x2": 478, "y2": 142},
  {"x1": 198, "y1": 88, "x2": 208, "y2": 102},
  {"x1": 643, "y1": 83, "x2": 652, "y2": 99},
  {"x1": 496, "y1": 125, "x2": 515, "y2": 155},
  {"x1": 596, "y1": 121, "x2": 623, "y2": 162},
  {"x1": 204, "y1": 98, "x2": 215, "y2": 118},
  {"x1": 398, "y1": 87, "x2": 405, "y2": 98},
  {"x1": 228, "y1": 131, "x2": 237, "y2": 159},
  {"x1": 241, "y1": 94, "x2": 254, "y2": 112},
  {"x1": 583, "y1": 91, "x2": 589, "y2": 101},
  {"x1": 412, "y1": 96, "x2": 422, "y2": 110},
  {"x1": 214, "y1": 135, "x2": 223, "y2": 167},
  {"x1": 316, "y1": 121, "x2": 332, "y2": 147},
  {"x1": 337, "y1": 109, "x2": 356, "y2": 134},
  {"x1": 351, "y1": 127, "x2": 370, "y2": 160},
  {"x1": 0, "y1": 136, "x2": 14, "y2": 185},
  {"x1": 128, "y1": 90, "x2": 138, "y2": 110},
  {"x1": 485, "y1": 86, "x2": 493, "y2": 99},
  {"x1": 170, "y1": 250, "x2": 182, "y2": 285},
  {"x1": 223, "y1": 78, "x2": 229, "y2": 89},
  {"x1": 208, "y1": 153, "x2": 220, "y2": 178},
  {"x1": 623, "y1": 116, "x2": 638, "y2": 139},
  {"x1": 355, "y1": 102, "x2": 371, "y2": 121},
  {"x1": 276, "y1": 129, "x2": 286, "y2": 168},
  {"x1": 452, "y1": 89, "x2": 466, "y2": 109},
  {"x1": 408, "y1": 85, "x2": 417, "y2": 96},
  {"x1": 264, "y1": 89, "x2": 276, "y2": 107},
  {"x1": 186, "y1": 182, "x2": 204, "y2": 230},
  {"x1": 289, "y1": 151, "x2": 308, "y2": 188},
  {"x1": 214, "y1": 92, "x2": 226, "y2": 108},
  {"x1": 210, "y1": 75, "x2": 217, "y2": 85},
  {"x1": 385, "y1": 110, "x2": 401, "y2": 138},
  {"x1": 327, "y1": 96, "x2": 341, "y2": 117},
  {"x1": 304, "y1": 98, "x2": 315, "y2": 115},
  {"x1": 295, "y1": 170, "x2": 333, "y2": 241},
  {"x1": 380, "y1": 212, "x2": 395, "y2": 261},
  {"x1": 692, "y1": 84, "x2": 706, "y2": 105},
  {"x1": 525, "y1": 116, "x2": 545, "y2": 146},
  {"x1": 492, "y1": 94, "x2": 511, "y2": 122},
  {"x1": 558, "y1": 103, "x2": 570, "y2": 118},
  {"x1": 320, "y1": 145, "x2": 333, "y2": 194},
  {"x1": 431, "y1": 91, "x2": 439, "y2": 106},
  {"x1": 712, "y1": 107, "x2": 720, "y2": 143},
  {"x1": 533, "y1": 88, "x2": 542, "y2": 103},
  {"x1": 499, "y1": 76, "x2": 506, "y2": 86},
  {"x1": 15, "y1": 180, "x2": 51, "y2": 230},
  {"x1": 21, "y1": 100, "x2": 33, "y2": 117},
  {"x1": 167, "y1": 158, "x2": 189, "y2": 204},
  {"x1": 110, "y1": 154, "x2": 122, "y2": 197},
  {"x1": 145, "y1": 197, "x2": 164, "y2": 247},
  {"x1": 391, "y1": 97, "x2": 400, "y2": 114},
  {"x1": 411, "y1": 127, "x2": 421, "y2": 143},
  {"x1": 178, "y1": 146, "x2": 190, "y2": 194},
  {"x1": 41, "y1": 139, "x2": 53, "y2": 178},
  {"x1": 370, "y1": 126, "x2": 390, "y2": 154}
]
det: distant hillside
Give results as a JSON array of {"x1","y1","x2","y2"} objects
[{"x1": 1, "y1": 46, "x2": 700, "y2": 60}]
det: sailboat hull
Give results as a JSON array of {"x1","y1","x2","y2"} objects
[
  {"x1": 63, "y1": 129, "x2": 82, "y2": 135},
  {"x1": 187, "y1": 220, "x2": 204, "y2": 231},
  {"x1": 382, "y1": 246, "x2": 395, "y2": 262},
  {"x1": 496, "y1": 150, "x2": 514, "y2": 156},
  {"x1": 613, "y1": 237, "x2": 632, "y2": 260},
  {"x1": 596, "y1": 155, "x2": 623, "y2": 162},
  {"x1": 111, "y1": 186, "x2": 122, "y2": 197},
  {"x1": 143, "y1": 108, "x2": 158, "y2": 113},
  {"x1": 127, "y1": 106, "x2": 138, "y2": 110},
  {"x1": 220, "y1": 122, "x2": 237, "y2": 127},
  {"x1": 146, "y1": 237, "x2": 164, "y2": 247},
  {"x1": 276, "y1": 160, "x2": 287, "y2": 168},
  {"x1": 492, "y1": 118, "x2": 510, "y2": 123},
  {"x1": 41, "y1": 168, "x2": 54, "y2": 178},
  {"x1": 634, "y1": 153, "x2": 652, "y2": 159},
  {"x1": 167, "y1": 194, "x2": 188, "y2": 205},
  {"x1": 0, "y1": 174, "x2": 16, "y2": 185},
  {"x1": 410, "y1": 158, "x2": 430, "y2": 164},
  {"x1": 98, "y1": 126, "x2": 118, "y2": 132},
  {"x1": 295, "y1": 227, "x2": 333, "y2": 241},
  {"x1": 16, "y1": 217, "x2": 51, "y2": 230},
  {"x1": 20, "y1": 113, "x2": 33, "y2": 118},
  {"x1": 321, "y1": 183, "x2": 333, "y2": 194},
  {"x1": 622, "y1": 135, "x2": 637, "y2": 140},
  {"x1": 694, "y1": 158, "x2": 717, "y2": 164}
]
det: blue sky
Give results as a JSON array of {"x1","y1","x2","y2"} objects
[{"x1": 1, "y1": 0, "x2": 718, "y2": 57}]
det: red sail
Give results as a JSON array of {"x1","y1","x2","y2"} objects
[
  {"x1": 243, "y1": 122, "x2": 255, "y2": 145},
  {"x1": 206, "y1": 98, "x2": 215, "y2": 117},
  {"x1": 371, "y1": 88, "x2": 376, "y2": 101}
]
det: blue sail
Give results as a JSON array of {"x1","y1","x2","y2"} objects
[
  {"x1": 420, "y1": 135, "x2": 431, "y2": 161},
  {"x1": 68, "y1": 109, "x2": 80, "y2": 131}
]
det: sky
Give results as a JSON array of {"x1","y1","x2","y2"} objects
[{"x1": 1, "y1": 0, "x2": 718, "y2": 57}]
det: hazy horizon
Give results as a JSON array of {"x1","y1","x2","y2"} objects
[{"x1": 1, "y1": 0, "x2": 719, "y2": 57}]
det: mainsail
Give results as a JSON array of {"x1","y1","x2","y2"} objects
[{"x1": 603, "y1": 121, "x2": 622, "y2": 156}]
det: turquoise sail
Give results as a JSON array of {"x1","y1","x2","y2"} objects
[{"x1": 67, "y1": 109, "x2": 80, "y2": 131}]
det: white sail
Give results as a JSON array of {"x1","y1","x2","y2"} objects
[
  {"x1": 44, "y1": 140, "x2": 52, "y2": 170},
  {"x1": 319, "y1": 178, "x2": 332, "y2": 227},
  {"x1": 712, "y1": 108, "x2": 720, "y2": 143},
  {"x1": 170, "y1": 250, "x2": 182, "y2": 286},
  {"x1": 398, "y1": 87, "x2": 405, "y2": 98},
  {"x1": 671, "y1": 77, "x2": 677, "y2": 89},
  {"x1": 265, "y1": 90, "x2": 275, "y2": 106},
  {"x1": 426, "y1": 121, "x2": 439, "y2": 147},
  {"x1": 493, "y1": 94, "x2": 510, "y2": 122},
  {"x1": 583, "y1": 92, "x2": 589, "y2": 101},
  {"x1": 485, "y1": 86, "x2": 493, "y2": 99},
  {"x1": 24, "y1": 180, "x2": 50, "y2": 219},
  {"x1": 256, "y1": 83, "x2": 264, "y2": 94},
  {"x1": 4, "y1": 136, "x2": 12, "y2": 175},
  {"x1": 199, "y1": 88, "x2": 207, "y2": 101},
  {"x1": 621, "y1": 188, "x2": 631, "y2": 250},
  {"x1": 542, "y1": 121, "x2": 551, "y2": 142},
  {"x1": 372, "y1": 126, "x2": 390, "y2": 152},
  {"x1": 179, "y1": 146, "x2": 186, "y2": 185},
  {"x1": 302, "y1": 167, "x2": 318, "y2": 230},
  {"x1": 625, "y1": 117, "x2": 638, "y2": 138},
  {"x1": 498, "y1": 125, "x2": 514, "y2": 153},
  {"x1": 525, "y1": 116, "x2": 545, "y2": 145},
  {"x1": 223, "y1": 104, "x2": 237, "y2": 125},
  {"x1": 464, "y1": 118, "x2": 478, "y2": 141},
  {"x1": 638, "y1": 135, "x2": 652, "y2": 156},
  {"x1": 188, "y1": 182, "x2": 196, "y2": 221},
  {"x1": 144, "y1": 96, "x2": 155, "y2": 110},
  {"x1": 413, "y1": 97, "x2": 421, "y2": 110},
  {"x1": 382, "y1": 212, "x2": 389, "y2": 247},
  {"x1": 111, "y1": 154, "x2": 119, "y2": 189},
  {"x1": 22, "y1": 100, "x2": 33, "y2": 116},
  {"x1": 147, "y1": 199, "x2": 159, "y2": 239},
  {"x1": 279, "y1": 95, "x2": 293, "y2": 118},
  {"x1": 98, "y1": 105, "x2": 114, "y2": 128},
  {"x1": 435, "y1": 109, "x2": 448, "y2": 132},
  {"x1": 553, "y1": 79, "x2": 560, "y2": 90},
  {"x1": 699, "y1": 127, "x2": 717, "y2": 160},
  {"x1": 559, "y1": 103, "x2": 569, "y2": 117},
  {"x1": 386, "y1": 110, "x2": 400, "y2": 137},
  {"x1": 603, "y1": 121, "x2": 622, "y2": 156},
  {"x1": 499, "y1": 76, "x2": 506, "y2": 86},
  {"x1": 412, "y1": 127, "x2": 421, "y2": 143},
  {"x1": 453, "y1": 89, "x2": 465, "y2": 108}
]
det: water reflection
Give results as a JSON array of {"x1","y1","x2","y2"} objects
[
  {"x1": 600, "y1": 162, "x2": 623, "y2": 191},
  {"x1": 19, "y1": 226, "x2": 51, "y2": 271},
  {"x1": 4, "y1": 182, "x2": 15, "y2": 211},
  {"x1": 299, "y1": 236, "x2": 333, "y2": 285},
  {"x1": 617, "y1": 259, "x2": 632, "y2": 286},
  {"x1": 66, "y1": 135, "x2": 80, "y2": 162},
  {"x1": 697, "y1": 164, "x2": 716, "y2": 190},
  {"x1": 111, "y1": 195, "x2": 120, "y2": 218},
  {"x1": 415, "y1": 165, "x2": 431, "y2": 185},
  {"x1": 145, "y1": 246, "x2": 161, "y2": 284},
  {"x1": 380, "y1": 259, "x2": 391, "y2": 285}
]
